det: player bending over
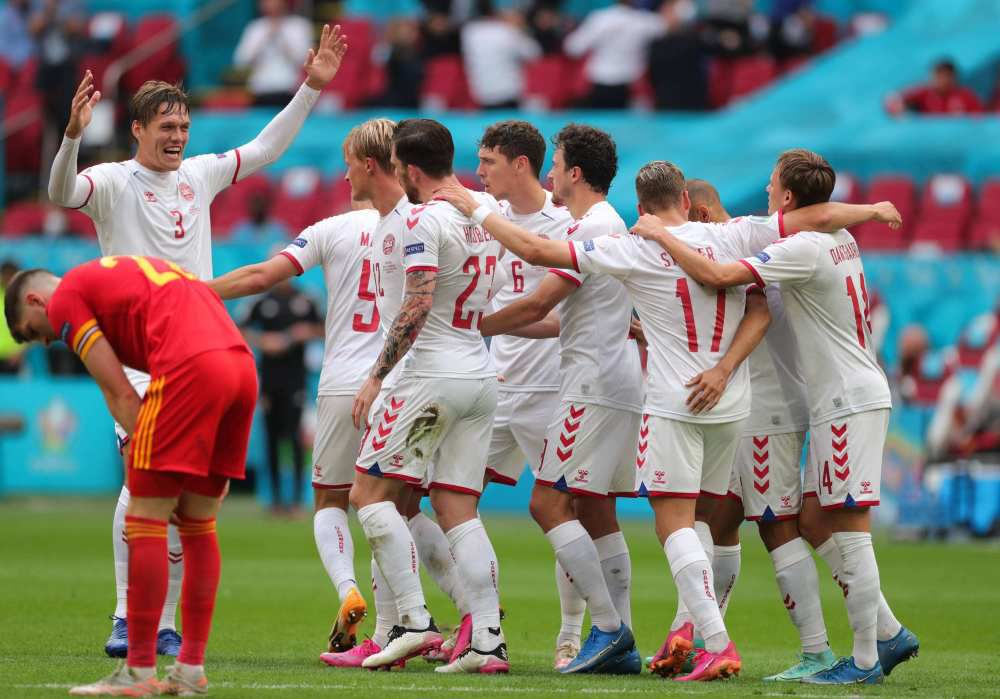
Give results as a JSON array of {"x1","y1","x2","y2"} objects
[{"x1": 5, "y1": 256, "x2": 257, "y2": 696}]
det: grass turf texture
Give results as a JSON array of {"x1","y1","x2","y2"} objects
[{"x1": 2, "y1": 497, "x2": 998, "y2": 697}]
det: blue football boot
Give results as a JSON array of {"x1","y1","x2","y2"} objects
[
  {"x1": 559, "y1": 623, "x2": 634, "y2": 674},
  {"x1": 878, "y1": 626, "x2": 919, "y2": 676},
  {"x1": 104, "y1": 617, "x2": 128, "y2": 658},
  {"x1": 801, "y1": 656, "x2": 884, "y2": 685},
  {"x1": 157, "y1": 628, "x2": 182, "y2": 656}
]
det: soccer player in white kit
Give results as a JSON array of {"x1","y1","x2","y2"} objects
[
  {"x1": 443, "y1": 125, "x2": 644, "y2": 676},
  {"x1": 473, "y1": 121, "x2": 587, "y2": 669},
  {"x1": 45, "y1": 25, "x2": 349, "y2": 656},
  {"x1": 632, "y1": 149, "x2": 917, "y2": 684},
  {"x1": 348, "y1": 119, "x2": 508, "y2": 674}
]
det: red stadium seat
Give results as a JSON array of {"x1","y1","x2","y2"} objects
[
  {"x1": 811, "y1": 15, "x2": 840, "y2": 53},
  {"x1": 1, "y1": 202, "x2": 46, "y2": 236},
  {"x1": 200, "y1": 90, "x2": 253, "y2": 110},
  {"x1": 867, "y1": 175, "x2": 916, "y2": 229},
  {"x1": 64, "y1": 209, "x2": 97, "y2": 238},
  {"x1": 831, "y1": 172, "x2": 862, "y2": 204},
  {"x1": 421, "y1": 56, "x2": 477, "y2": 111},
  {"x1": 80, "y1": 12, "x2": 131, "y2": 92},
  {"x1": 269, "y1": 167, "x2": 324, "y2": 232},
  {"x1": 3, "y1": 92, "x2": 43, "y2": 173},
  {"x1": 968, "y1": 220, "x2": 1000, "y2": 250},
  {"x1": 121, "y1": 15, "x2": 186, "y2": 93},
  {"x1": 523, "y1": 55, "x2": 579, "y2": 111},
  {"x1": 910, "y1": 175, "x2": 972, "y2": 250},
  {"x1": 910, "y1": 218, "x2": 964, "y2": 251},
  {"x1": 311, "y1": 175, "x2": 354, "y2": 220},
  {"x1": 852, "y1": 220, "x2": 908, "y2": 251},
  {"x1": 0, "y1": 58, "x2": 12, "y2": 94},
  {"x1": 710, "y1": 55, "x2": 777, "y2": 107},
  {"x1": 975, "y1": 178, "x2": 1000, "y2": 224},
  {"x1": 209, "y1": 173, "x2": 272, "y2": 236},
  {"x1": 455, "y1": 171, "x2": 483, "y2": 191},
  {"x1": 323, "y1": 17, "x2": 380, "y2": 109}
]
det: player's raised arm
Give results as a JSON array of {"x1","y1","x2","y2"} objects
[
  {"x1": 685, "y1": 290, "x2": 770, "y2": 415},
  {"x1": 208, "y1": 255, "x2": 299, "y2": 300},
  {"x1": 632, "y1": 214, "x2": 754, "y2": 289},
  {"x1": 48, "y1": 70, "x2": 102, "y2": 207},
  {"x1": 436, "y1": 184, "x2": 575, "y2": 269},
  {"x1": 782, "y1": 201, "x2": 902, "y2": 236},
  {"x1": 230, "y1": 24, "x2": 347, "y2": 181}
]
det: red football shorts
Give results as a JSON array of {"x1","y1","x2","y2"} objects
[{"x1": 128, "y1": 348, "x2": 258, "y2": 498}]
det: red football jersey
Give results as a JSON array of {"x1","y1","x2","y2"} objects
[{"x1": 47, "y1": 256, "x2": 249, "y2": 374}]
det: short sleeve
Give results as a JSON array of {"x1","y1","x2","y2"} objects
[
  {"x1": 572, "y1": 234, "x2": 636, "y2": 281},
  {"x1": 740, "y1": 234, "x2": 819, "y2": 288},
  {"x1": 402, "y1": 210, "x2": 440, "y2": 273},
  {"x1": 548, "y1": 220, "x2": 587, "y2": 287},
  {"x1": 280, "y1": 219, "x2": 325, "y2": 275},
  {"x1": 47, "y1": 288, "x2": 104, "y2": 362},
  {"x1": 716, "y1": 213, "x2": 783, "y2": 260},
  {"x1": 78, "y1": 162, "x2": 127, "y2": 222},
  {"x1": 185, "y1": 151, "x2": 240, "y2": 199}
]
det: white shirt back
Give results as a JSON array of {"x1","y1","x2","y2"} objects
[
  {"x1": 564, "y1": 5, "x2": 667, "y2": 85},
  {"x1": 573, "y1": 219, "x2": 767, "y2": 423},
  {"x1": 490, "y1": 193, "x2": 569, "y2": 392},
  {"x1": 742, "y1": 229, "x2": 892, "y2": 424},
  {"x1": 399, "y1": 191, "x2": 503, "y2": 379},
  {"x1": 78, "y1": 152, "x2": 240, "y2": 279},
  {"x1": 553, "y1": 201, "x2": 642, "y2": 413},
  {"x1": 279, "y1": 209, "x2": 382, "y2": 395},
  {"x1": 461, "y1": 18, "x2": 540, "y2": 105},
  {"x1": 371, "y1": 196, "x2": 411, "y2": 389}
]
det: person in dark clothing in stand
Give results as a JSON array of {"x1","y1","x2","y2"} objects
[{"x1": 241, "y1": 277, "x2": 322, "y2": 515}]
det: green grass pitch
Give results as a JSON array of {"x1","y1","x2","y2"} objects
[{"x1": 2, "y1": 496, "x2": 998, "y2": 697}]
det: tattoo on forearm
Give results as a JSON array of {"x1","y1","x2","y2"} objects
[{"x1": 372, "y1": 270, "x2": 436, "y2": 380}]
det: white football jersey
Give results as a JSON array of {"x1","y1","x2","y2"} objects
[
  {"x1": 399, "y1": 191, "x2": 503, "y2": 379},
  {"x1": 279, "y1": 209, "x2": 382, "y2": 395},
  {"x1": 490, "y1": 192, "x2": 569, "y2": 392},
  {"x1": 572, "y1": 218, "x2": 772, "y2": 423},
  {"x1": 742, "y1": 229, "x2": 892, "y2": 424},
  {"x1": 745, "y1": 284, "x2": 810, "y2": 435},
  {"x1": 554, "y1": 201, "x2": 642, "y2": 413},
  {"x1": 371, "y1": 195, "x2": 411, "y2": 388},
  {"x1": 78, "y1": 151, "x2": 241, "y2": 279}
]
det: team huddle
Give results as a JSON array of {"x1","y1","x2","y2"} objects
[{"x1": 2, "y1": 25, "x2": 920, "y2": 696}]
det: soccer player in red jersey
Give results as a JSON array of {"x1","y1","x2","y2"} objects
[{"x1": 4, "y1": 256, "x2": 257, "y2": 697}]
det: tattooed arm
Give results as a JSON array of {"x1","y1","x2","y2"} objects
[{"x1": 352, "y1": 269, "x2": 437, "y2": 427}]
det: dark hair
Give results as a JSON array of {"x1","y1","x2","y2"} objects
[
  {"x1": 933, "y1": 59, "x2": 957, "y2": 75},
  {"x1": 479, "y1": 120, "x2": 546, "y2": 178},
  {"x1": 552, "y1": 124, "x2": 617, "y2": 195},
  {"x1": 393, "y1": 119, "x2": 454, "y2": 178},
  {"x1": 776, "y1": 148, "x2": 835, "y2": 208},
  {"x1": 0, "y1": 259, "x2": 18, "y2": 278},
  {"x1": 635, "y1": 161, "x2": 686, "y2": 212},
  {"x1": 129, "y1": 80, "x2": 190, "y2": 130},
  {"x1": 3, "y1": 268, "x2": 45, "y2": 343}
]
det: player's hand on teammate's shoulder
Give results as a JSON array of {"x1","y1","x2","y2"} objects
[
  {"x1": 303, "y1": 23, "x2": 348, "y2": 90},
  {"x1": 66, "y1": 70, "x2": 102, "y2": 139},
  {"x1": 433, "y1": 183, "x2": 479, "y2": 217},
  {"x1": 872, "y1": 201, "x2": 902, "y2": 230},
  {"x1": 630, "y1": 214, "x2": 667, "y2": 241}
]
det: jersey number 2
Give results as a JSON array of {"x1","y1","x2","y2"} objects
[
  {"x1": 352, "y1": 259, "x2": 380, "y2": 333},
  {"x1": 453, "y1": 255, "x2": 497, "y2": 329}
]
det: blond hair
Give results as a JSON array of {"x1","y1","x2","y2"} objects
[
  {"x1": 635, "y1": 160, "x2": 686, "y2": 213},
  {"x1": 343, "y1": 118, "x2": 396, "y2": 173}
]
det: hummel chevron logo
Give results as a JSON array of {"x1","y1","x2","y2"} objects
[
  {"x1": 753, "y1": 465, "x2": 769, "y2": 479},
  {"x1": 559, "y1": 433, "x2": 576, "y2": 448},
  {"x1": 833, "y1": 452, "x2": 849, "y2": 467},
  {"x1": 556, "y1": 447, "x2": 573, "y2": 462},
  {"x1": 390, "y1": 397, "x2": 404, "y2": 411},
  {"x1": 566, "y1": 224, "x2": 580, "y2": 236},
  {"x1": 834, "y1": 466, "x2": 850, "y2": 481},
  {"x1": 377, "y1": 423, "x2": 392, "y2": 439},
  {"x1": 832, "y1": 438, "x2": 847, "y2": 452},
  {"x1": 753, "y1": 436, "x2": 769, "y2": 449},
  {"x1": 783, "y1": 593, "x2": 796, "y2": 610},
  {"x1": 753, "y1": 450, "x2": 769, "y2": 464},
  {"x1": 568, "y1": 405, "x2": 585, "y2": 419},
  {"x1": 753, "y1": 480, "x2": 770, "y2": 494},
  {"x1": 406, "y1": 217, "x2": 420, "y2": 229},
  {"x1": 382, "y1": 409, "x2": 400, "y2": 424},
  {"x1": 639, "y1": 424, "x2": 649, "y2": 439},
  {"x1": 831, "y1": 423, "x2": 847, "y2": 438},
  {"x1": 563, "y1": 418, "x2": 581, "y2": 433}
]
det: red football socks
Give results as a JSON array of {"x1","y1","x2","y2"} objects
[
  {"x1": 176, "y1": 516, "x2": 221, "y2": 666},
  {"x1": 124, "y1": 516, "x2": 169, "y2": 669}
]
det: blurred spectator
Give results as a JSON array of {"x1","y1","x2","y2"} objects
[
  {"x1": 0, "y1": 0, "x2": 36, "y2": 69},
  {"x1": 768, "y1": 0, "x2": 818, "y2": 61},
  {"x1": 234, "y1": 0, "x2": 313, "y2": 107},
  {"x1": 886, "y1": 59, "x2": 983, "y2": 116},
  {"x1": 421, "y1": 0, "x2": 462, "y2": 58},
  {"x1": 30, "y1": 0, "x2": 86, "y2": 134},
  {"x1": 526, "y1": 0, "x2": 568, "y2": 54},
  {"x1": 648, "y1": 0, "x2": 709, "y2": 110},
  {"x1": 370, "y1": 17, "x2": 424, "y2": 108},
  {"x1": 897, "y1": 324, "x2": 931, "y2": 402},
  {"x1": 230, "y1": 194, "x2": 290, "y2": 246},
  {"x1": 0, "y1": 261, "x2": 26, "y2": 375},
  {"x1": 702, "y1": 0, "x2": 756, "y2": 56},
  {"x1": 564, "y1": 0, "x2": 668, "y2": 109},
  {"x1": 242, "y1": 278, "x2": 322, "y2": 515},
  {"x1": 461, "y1": 1, "x2": 541, "y2": 109}
]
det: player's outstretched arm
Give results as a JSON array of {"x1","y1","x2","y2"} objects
[
  {"x1": 782, "y1": 201, "x2": 902, "y2": 235},
  {"x1": 81, "y1": 337, "x2": 143, "y2": 435},
  {"x1": 231, "y1": 24, "x2": 346, "y2": 182},
  {"x1": 208, "y1": 255, "x2": 298, "y2": 300},
  {"x1": 506, "y1": 310, "x2": 560, "y2": 339},
  {"x1": 480, "y1": 273, "x2": 574, "y2": 338},
  {"x1": 435, "y1": 185, "x2": 575, "y2": 269},
  {"x1": 685, "y1": 290, "x2": 770, "y2": 415},
  {"x1": 49, "y1": 70, "x2": 102, "y2": 207},
  {"x1": 352, "y1": 269, "x2": 436, "y2": 428},
  {"x1": 631, "y1": 214, "x2": 754, "y2": 289}
]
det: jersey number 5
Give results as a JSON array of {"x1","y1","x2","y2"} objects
[{"x1": 453, "y1": 255, "x2": 498, "y2": 329}]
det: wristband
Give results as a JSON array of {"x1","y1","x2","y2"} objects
[{"x1": 471, "y1": 205, "x2": 491, "y2": 226}]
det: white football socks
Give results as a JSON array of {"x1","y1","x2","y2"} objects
[
  {"x1": 665, "y1": 527, "x2": 729, "y2": 653},
  {"x1": 112, "y1": 486, "x2": 129, "y2": 619},
  {"x1": 713, "y1": 544, "x2": 741, "y2": 618},
  {"x1": 593, "y1": 531, "x2": 632, "y2": 627},
  {"x1": 545, "y1": 520, "x2": 621, "y2": 633},
  {"x1": 371, "y1": 555, "x2": 398, "y2": 648},
  {"x1": 832, "y1": 532, "x2": 880, "y2": 669},
  {"x1": 357, "y1": 501, "x2": 429, "y2": 628},
  {"x1": 555, "y1": 560, "x2": 586, "y2": 646},
  {"x1": 770, "y1": 538, "x2": 829, "y2": 653},
  {"x1": 409, "y1": 511, "x2": 469, "y2": 616},
  {"x1": 314, "y1": 506, "x2": 358, "y2": 600},
  {"x1": 671, "y1": 521, "x2": 715, "y2": 632},
  {"x1": 815, "y1": 536, "x2": 902, "y2": 643},
  {"x1": 159, "y1": 523, "x2": 183, "y2": 631},
  {"x1": 445, "y1": 518, "x2": 501, "y2": 649}
]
